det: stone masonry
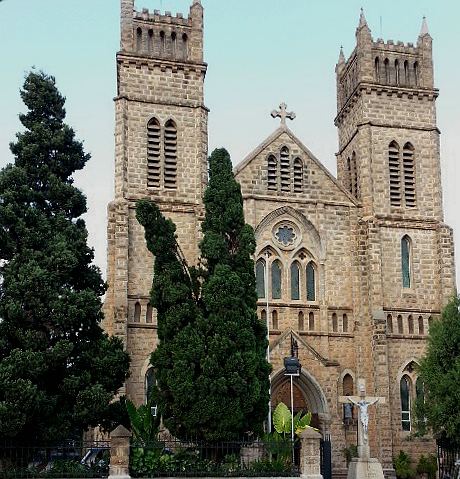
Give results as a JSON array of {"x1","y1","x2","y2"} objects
[{"x1": 103, "y1": 3, "x2": 457, "y2": 478}]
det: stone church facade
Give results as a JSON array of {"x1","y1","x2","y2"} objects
[{"x1": 103, "y1": 1, "x2": 457, "y2": 476}]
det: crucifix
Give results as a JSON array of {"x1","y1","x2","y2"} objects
[
  {"x1": 339, "y1": 380, "x2": 385, "y2": 460},
  {"x1": 271, "y1": 102, "x2": 296, "y2": 126}
]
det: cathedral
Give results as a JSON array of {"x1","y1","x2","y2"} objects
[{"x1": 103, "y1": 1, "x2": 457, "y2": 476}]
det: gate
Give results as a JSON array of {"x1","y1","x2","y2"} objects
[{"x1": 320, "y1": 434, "x2": 332, "y2": 479}]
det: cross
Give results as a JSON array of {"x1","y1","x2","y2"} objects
[
  {"x1": 271, "y1": 102, "x2": 296, "y2": 126},
  {"x1": 339, "y1": 380, "x2": 385, "y2": 460}
]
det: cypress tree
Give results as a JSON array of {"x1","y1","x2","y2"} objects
[
  {"x1": 0, "y1": 71, "x2": 130, "y2": 443},
  {"x1": 137, "y1": 148, "x2": 270, "y2": 441}
]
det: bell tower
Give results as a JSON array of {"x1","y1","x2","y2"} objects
[
  {"x1": 104, "y1": 0, "x2": 208, "y2": 403},
  {"x1": 335, "y1": 12, "x2": 441, "y2": 221}
]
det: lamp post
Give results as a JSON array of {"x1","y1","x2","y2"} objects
[
  {"x1": 284, "y1": 335, "x2": 301, "y2": 463},
  {"x1": 265, "y1": 251, "x2": 271, "y2": 433}
]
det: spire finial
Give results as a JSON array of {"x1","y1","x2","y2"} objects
[
  {"x1": 420, "y1": 16, "x2": 430, "y2": 36},
  {"x1": 358, "y1": 7, "x2": 368, "y2": 28},
  {"x1": 271, "y1": 103, "x2": 296, "y2": 127},
  {"x1": 338, "y1": 45, "x2": 345, "y2": 65}
]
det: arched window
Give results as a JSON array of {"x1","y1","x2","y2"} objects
[
  {"x1": 400, "y1": 376, "x2": 411, "y2": 431},
  {"x1": 413, "y1": 62, "x2": 419, "y2": 86},
  {"x1": 164, "y1": 120, "x2": 177, "y2": 188},
  {"x1": 332, "y1": 313, "x2": 338, "y2": 332},
  {"x1": 306, "y1": 262, "x2": 316, "y2": 301},
  {"x1": 182, "y1": 33, "x2": 188, "y2": 60},
  {"x1": 290, "y1": 262, "x2": 300, "y2": 300},
  {"x1": 395, "y1": 59, "x2": 400, "y2": 85},
  {"x1": 293, "y1": 158, "x2": 303, "y2": 192},
  {"x1": 384, "y1": 58, "x2": 390, "y2": 84},
  {"x1": 418, "y1": 316, "x2": 424, "y2": 335},
  {"x1": 397, "y1": 314, "x2": 403, "y2": 334},
  {"x1": 146, "y1": 303, "x2": 153, "y2": 323},
  {"x1": 171, "y1": 32, "x2": 177, "y2": 58},
  {"x1": 134, "y1": 302, "x2": 141, "y2": 323},
  {"x1": 308, "y1": 312, "x2": 315, "y2": 331},
  {"x1": 343, "y1": 374, "x2": 354, "y2": 421},
  {"x1": 343, "y1": 314, "x2": 349, "y2": 333},
  {"x1": 272, "y1": 310, "x2": 278, "y2": 330},
  {"x1": 404, "y1": 60, "x2": 410, "y2": 85},
  {"x1": 280, "y1": 147, "x2": 290, "y2": 192},
  {"x1": 145, "y1": 368, "x2": 156, "y2": 403},
  {"x1": 261, "y1": 309, "x2": 267, "y2": 323},
  {"x1": 256, "y1": 259, "x2": 266, "y2": 299},
  {"x1": 403, "y1": 143, "x2": 416, "y2": 207},
  {"x1": 267, "y1": 155, "x2": 277, "y2": 190},
  {"x1": 136, "y1": 27, "x2": 143, "y2": 52},
  {"x1": 408, "y1": 315, "x2": 414, "y2": 334},
  {"x1": 160, "y1": 31, "x2": 165, "y2": 54},
  {"x1": 388, "y1": 141, "x2": 401, "y2": 206},
  {"x1": 147, "y1": 29, "x2": 153, "y2": 53},
  {"x1": 298, "y1": 311, "x2": 304, "y2": 331},
  {"x1": 271, "y1": 260, "x2": 282, "y2": 299},
  {"x1": 401, "y1": 235, "x2": 411, "y2": 288},
  {"x1": 428, "y1": 316, "x2": 434, "y2": 331},
  {"x1": 387, "y1": 314, "x2": 393, "y2": 334},
  {"x1": 147, "y1": 118, "x2": 161, "y2": 188},
  {"x1": 374, "y1": 57, "x2": 380, "y2": 81}
]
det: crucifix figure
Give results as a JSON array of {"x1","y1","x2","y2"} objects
[
  {"x1": 339, "y1": 381, "x2": 385, "y2": 460},
  {"x1": 271, "y1": 102, "x2": 296, "y2": 126}
]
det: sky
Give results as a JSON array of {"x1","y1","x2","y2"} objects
[{"x1": 0, "y1": 0, "x2": 459, "y2": 286}]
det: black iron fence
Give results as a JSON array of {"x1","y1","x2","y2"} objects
[
  {"x1": 130, "y1": 437, "x2": 300, "y2": 477},
  {"x1": 0, "y1": 440, "x2": 110, "y2": 479},
  {"x1": 438, "y1": 439, "x2": 460, "y2": 479}
]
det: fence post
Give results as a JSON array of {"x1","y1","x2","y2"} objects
[
  {"x1": 108, "y1": 425, "x2": 132, "y2": 479},
  {"x1": 299, "y1": 428, "x2": 323, "y2": 479}
]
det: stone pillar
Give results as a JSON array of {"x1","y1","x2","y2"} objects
[
  {"x1": 299, "y1": 428, "x2": 323, "y2": 479},
  {"x1": 108, "y1": 425, "x2": 132, "y2": 479}
]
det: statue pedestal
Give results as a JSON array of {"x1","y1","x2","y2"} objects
[{"x1": 347, "y1": 457, "x2": 385, "y2": 479}]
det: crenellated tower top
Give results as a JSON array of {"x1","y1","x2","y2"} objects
[
  {"x1": 335, "y1": 13, "x2": 434, "y2": 121},
  {"x1": 120, "y1": 0, "x2": 204, "y2": 63}
]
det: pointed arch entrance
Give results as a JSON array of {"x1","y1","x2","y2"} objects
[{"x1": 271, "y1": 368, "x2": 330, "y2": 432}]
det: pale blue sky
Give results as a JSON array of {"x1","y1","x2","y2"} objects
[{"x1": 0, "y1": 0, "x2": 459, "y2": 285}]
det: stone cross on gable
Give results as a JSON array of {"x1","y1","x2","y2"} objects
[
  {"x1": 271, "y1": 102, "x2": 296, "y2": 126},
  {"x1": 339, "y1": 381, "x2": 385, "y2": 460}
]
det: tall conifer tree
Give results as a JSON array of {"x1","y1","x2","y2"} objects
[
  {"x1": 137, "y1": 148, "x2": 270, "y2": 441},
  {"x1": 0, "y1": 72, "x2": 130, "y2": 442}
]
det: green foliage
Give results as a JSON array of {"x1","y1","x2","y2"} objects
[
  {"x1": 342, "y1": 444, "x2": 358, "y2": 466},
  {"x1": 125, "y1": 396, "x2": 159, "y2": 446},
  {"x1": 416, "y1": 296, "x2": 460, "y2": 443},
  {"x1": 393, "y1": 451, "x2": 416, "y2": 479},
  {"x1": 0, "y1": 71, "x2": 130, "y2": 443},
  {"x1": 136, "y1": 148, "x2": 270, "y2": 441},
  {"x1": 416, "y1": 454, "x2": 437, "y2": 479},
  {"x1": 272, "y1": 402, "x2": 312, "y2": 437}
]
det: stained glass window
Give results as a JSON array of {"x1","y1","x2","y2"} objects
[
  {"x1": 400, "y1": 376, "x2": 411, "y2": 431},
  {"x1": 275, "y1": 225, "x2": 296, "y2": 246},
  {"x1": 145, "y1": 368, "x2": 156, "y2": 404},
  {"x1": 256, "y1": 259, "x2": 266, "y2": 299},
  {"x1": 306, "y1": 262, "x2": 316, "y2": 301},
  {"x1": 290, "y1": 262, "x2": 300, "y2": 300},
  {"x1": 401, "y1": 236, "x2": 411, "y2": 288},
  {"x1": 271, "y1": 260, "x2": 282, "y2": 299}
]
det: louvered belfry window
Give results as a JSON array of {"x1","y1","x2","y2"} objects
[
  {"x1": 293, "y1": 158, "x2": 303, "y2": 192},
  {"x1": 280, "y1": 147, "x2": 290, "y2": 192},
  {"x1": 267, "y1": 155, "x2": 277, "y2": 190},
  {"x1": 147, "y1": 118, "x2": 161, "y2": 188},
  {"x1": 388, "y1": 141, "x2": 401, "y2": 206},
  {"x1": 164, "y1": 120, "x2": 177, "y2": 189},
  {"x1": 403, "y1": 143, "x2": 416, "y2": 207}
]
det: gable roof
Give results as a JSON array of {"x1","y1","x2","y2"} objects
[{"x1": 233, "y1": 125, "x2": 359, "y2": 206}]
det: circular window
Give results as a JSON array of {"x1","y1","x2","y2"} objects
[{"x1": 272, "y1": 221, "x2": 300, "y2": 250}]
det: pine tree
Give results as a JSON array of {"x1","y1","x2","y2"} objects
[
  {"x1": 137, "y1": 148, "x2": 270, "y2": 441},
  {"x1": 0, "y1": 71, "x2": 130, "y2": 443},
  {"x1": 416, "y1": 296, "x2": 460, "y2": 444}
]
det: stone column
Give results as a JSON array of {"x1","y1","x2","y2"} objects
[
  {"x1": 108, "y1": 425, "x2": 132, "y2": 479},
  {"x1": 299, "y1": 428, "x2": 323, "y2": 479}
]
